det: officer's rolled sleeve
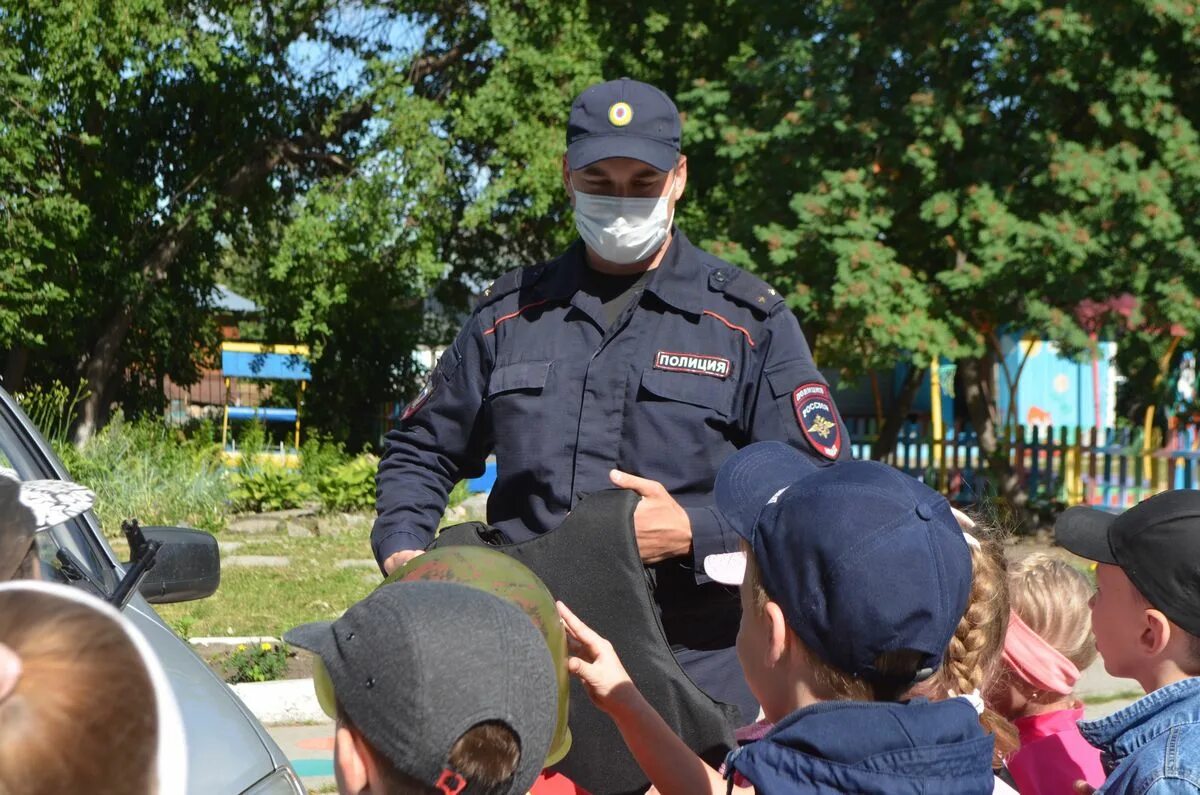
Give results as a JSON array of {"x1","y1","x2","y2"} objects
[
  {"x1": 372, "y1": 314, "x2": 493, "y2": 569},
  {"x1": 686, "y1": 505, "x2": 737, "y2": 584},
  {"x1": 374, "y1": 530, "x2": 429, "y2": 566}
]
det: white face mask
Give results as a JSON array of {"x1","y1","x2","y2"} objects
[{"x1": 571, "y1": 174, "x2": 676, "y2": 265}]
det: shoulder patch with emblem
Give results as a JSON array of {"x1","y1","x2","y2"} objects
[{"x1": 792, "y1": 382, "x2": 841, "y2": 460}]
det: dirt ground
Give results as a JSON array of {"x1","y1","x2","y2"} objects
[{"x1": 193, "y1": 642, "x2": 317, "y2": 682}]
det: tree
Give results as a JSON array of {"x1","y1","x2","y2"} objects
[
  {"x1": 8, "y1": 0, "x2": 1200, "y2": 503},
  {"x1": 0, "y1": 0, "x2": 496, "y2": 443},
  {"x1": 669, "y1": 0, "x2": 1200, "y2": 527},
  {"x1": 0, "y1": 24, "x2": 80, "y2": 380},
  {"x1": 230, "y1": 0, "x2": 609, "y2": 448}
]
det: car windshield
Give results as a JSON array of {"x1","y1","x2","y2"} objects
[{"x1": 0, "y1": 407, "x2": 114, "y2": 594}]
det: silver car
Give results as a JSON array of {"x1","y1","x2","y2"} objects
[{"x1": 0, "y1": 386, "x2": 303, "y2": 794}]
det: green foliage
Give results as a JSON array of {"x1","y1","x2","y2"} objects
[
  {"x1": 673, "y1": 1, "x2": 1200, "y2": 382},
  {"x1": 56, "y1": 414, "x2": 228, "y2": 536},
  {"x1": 299, "y1": 433, "x2": 348, "y2": 485},
  {"x1": 232, "y1": 421, "x2": 268, "y2": 468},
  {"x1": 223, "y1": 641, "x2": 289, "y2": 684},
  {"x1": 0, "y1": 0, "x2": 454, "y2": 438},
  {"x1": 7, "y1": 0, "x2": 1200, "y2": 472},
  {"x1": 447, "y1": 479, "x2": 471, "y2": 511},
  {"x1": 229, "y1": 467, "x2": 313, "y2": 514},
  {"x1": 315, "y1": 455, "x2": 378, "y2": 513},
  {"x1": 170, "y1": 615, "x2": 198, "y2": 642},
  {"x1": 13, "y1": 379, "x2": 88, "y2": 445}
]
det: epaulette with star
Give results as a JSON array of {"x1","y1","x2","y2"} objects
[
  {"x1": 476, "y1": 264, "x2": 547, "y2": 310},
  {"x1": 707, "y1": 267, "x2": 785, "y2": 318}
]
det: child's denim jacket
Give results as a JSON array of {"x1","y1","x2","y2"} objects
[{"x1": 1078, "y1": 677, "x2": 1200, "y2": 793}]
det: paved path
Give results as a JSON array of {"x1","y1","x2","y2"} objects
[
  {"x1": 1077, "y1": 661, "x2": 1142, "y2": 719},
  {"x1": 268, "y1": 721, "x2": 336, "y2": 793}
]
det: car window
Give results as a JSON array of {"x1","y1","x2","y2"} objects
[{"x1": 0, "y1": 412, "x2": 114, "y2": 592}]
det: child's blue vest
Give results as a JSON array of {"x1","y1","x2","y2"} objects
[{"x1": 726, "y1": 696, "x2": 996, "y2": 794}]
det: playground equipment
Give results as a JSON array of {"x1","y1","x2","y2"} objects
[{"x1": 219, "y1": 342, "x2": 311, "y2": 455}]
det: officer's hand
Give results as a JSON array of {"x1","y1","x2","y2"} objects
[
  {"x1": 1072, "y1": 783, "x2": 1096, "y2": 795},
  {"x1": 557, "y1": 600, "x2": 639, "y2": 714},
  {"x1": 610, "y1": 469, "x2": 693, "y2": 564},
  {"x1": 381, "y1": 549, "x2": 424, "y2": 576}
]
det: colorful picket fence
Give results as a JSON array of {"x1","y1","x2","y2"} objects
[{"x1": 847, "y1": 418, "x2": 1200, "y2": 509}]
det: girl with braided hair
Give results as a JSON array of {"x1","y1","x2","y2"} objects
[{"x1": 911, "y1": 508, "x2": 1020, "y2": 793}]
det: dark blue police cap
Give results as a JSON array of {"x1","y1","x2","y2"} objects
[
  {"x1": 707, "y1": 442, "x2": 973, "y2": 684},
  {"x1": 566, "y1": 78, "x2": 681, "y2": 172}
]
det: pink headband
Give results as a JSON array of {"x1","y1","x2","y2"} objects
[{"x1": 1002, "y1": 609, "x2": 1080, "y2": 695}]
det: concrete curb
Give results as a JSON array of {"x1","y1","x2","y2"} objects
[
  {"x1": 190, "y1": 636, "x2": 281, "y2": 647},
  {"x1": 229, "y1": 678, "x2": 324, "y2": 726},
  {"x1": 190, "y1": 636, "x2": 323, "y2": 725}
]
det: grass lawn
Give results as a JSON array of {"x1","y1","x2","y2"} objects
[
  {"x1": 1080, "y1": 689, "x2": 1143, "y2": 706},
  {"x1": 121, "y1": 514, "x2": 1095, "y2": 640},
  {"x1": 135, "y1": 526, "x2": 382, "y2": 638},
  {"x1": 110, "y1": 493, "x2": 484, "y2": 638}
]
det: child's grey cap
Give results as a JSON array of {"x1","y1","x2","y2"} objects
[{"x1": 285, "y1": 580, "x2": 556, "y2": 794}]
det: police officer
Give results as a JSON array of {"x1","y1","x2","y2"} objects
[{"x1": 373, "y1": 78, "x2": 850, "y2": 723}]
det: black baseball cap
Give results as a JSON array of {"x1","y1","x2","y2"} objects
[
  {"x1": 566, "y1": 78, "x2": 681, "y2": 171},
  {"x1": 706, "y1": 442, "x2": 973, "y2": 683},
  {"x1": 285, "y1": 580, "x2": 557, "y2": 794},
  {"x1": 1056, "y1": 490, "x2": 1200, "y2": 636}
]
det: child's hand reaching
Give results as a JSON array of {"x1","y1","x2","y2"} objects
[
  {"x1": 556, "y1": 601, "x2": 743, "y2": 795},
  {"x1": 557, "y1": 601, "x2": 639, "y2": 714}
]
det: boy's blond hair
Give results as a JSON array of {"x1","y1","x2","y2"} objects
[
  {"x1": 743, "y1": 542, "x2": 924, "y2": 703},
  {"x1": 1008, "y1": 552, "x2": 1098, "y2": 672}
]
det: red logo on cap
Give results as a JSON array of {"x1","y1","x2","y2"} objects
[{"x1": 436, "y1": 770, "x2": 466, "y2": 795}]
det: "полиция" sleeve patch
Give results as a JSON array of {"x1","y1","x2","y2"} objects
[{"x1": 792, "y1": 382, "x2": 841, "y2": 460}]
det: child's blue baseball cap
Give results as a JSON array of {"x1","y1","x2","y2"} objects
[{"x1": 705, "y1": 442, "x2": 973, "y2": 684}]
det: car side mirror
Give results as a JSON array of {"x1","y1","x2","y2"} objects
[{"x1": 130, "y1": 526, "x2": 221, "y2": 604}]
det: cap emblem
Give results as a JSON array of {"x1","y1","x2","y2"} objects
[{"x1": 608, "y1": 101, "x2": 633, "y2": 127}]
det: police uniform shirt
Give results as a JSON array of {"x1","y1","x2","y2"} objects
[{"x1": 374, "y1": 230, "x2": 850, "y2": 649}]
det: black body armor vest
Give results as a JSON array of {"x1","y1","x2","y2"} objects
[{"x1": 432, "y1": 489, "x2": 738, "y2": 794}]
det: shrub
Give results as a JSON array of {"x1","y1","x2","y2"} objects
[
  {"x1": 448, "y1": 479, "x2": 471, "y2": 510},
  {"x1": 229, "y1": 466, "x2": 313, "y2": 513},
  {"x1": 299, "y1": 433, "x2": 349, "y2": 485},
  {"x1": 13, "y1": 379, "x2": 88, "y2": 445},
  {"x1": 223, "y1": 642, "x2": 289, "y2": 684},
  {"x1": 315, "y1": 454, "x2": 378, "y2": 512},
  {"x1": 56, "y1": 413, "x2": 229, "y2": 536}
]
